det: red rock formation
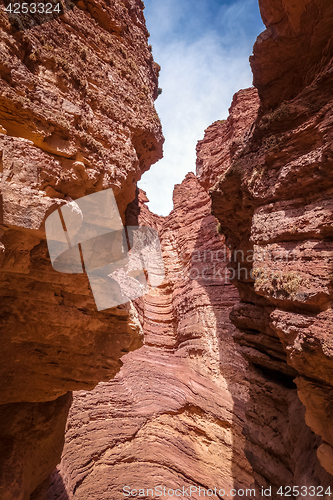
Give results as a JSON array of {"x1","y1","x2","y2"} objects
[
  {"x1": 47, "y1": 1, "x2": 333, "y2": 495},
  {"x1": 0, "y1": 0, "x2": 162, "y2": 498},
  {"x1": 207, "y1": 0, "x2": 333, "y2": 490},
  {"x1": 253, "y1": 0, "x2": 333, "y2": 113},
  {"x1": 0, "y1": 394, "x2": 72, "y2": 500},
  {"x1": 196, "y1": 88, "x2": 260, "y2": 192},
  {"x1": 47, "y1": 176, "x2": 255, "y2": 499},
  {"x1": 3, "y1": 0, "x2": 333, "y2": 497}
]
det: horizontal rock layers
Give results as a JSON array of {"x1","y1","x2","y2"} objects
[
  {"x1": 3, "y1": 0, "x2": 333, "y2": 498},
  {"x1": 0, "y1": 0, "x2": 163, "y2": 498},
  {"x1": 47, "y1": 2, "x2": 333, "y2": 493},
  {"x1": 206, "y1": 0, "x2": 333, "y2": 491},
  {"x1": 47, "y1": 176, "x2": 255, "y2": 499}
]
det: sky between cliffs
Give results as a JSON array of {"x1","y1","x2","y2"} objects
[{"x1": 138, "y1": 0, "x2": 265, "y2": 216}]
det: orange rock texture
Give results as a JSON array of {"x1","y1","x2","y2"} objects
[
  {"x1": 50, "y1": 0, "x2": 333, "y2": 497},
  {"x1": 47, "y1": 176, "x2": 255, "y2": 499},
  {"x1": 2, "y1": 0, "x2": 333, "y2": 498},
  {"x1": 49, "y1": 73, "x2": 333, "y2": 499},
  {"x1": 0, "y1": 0, "x2": 162, "y2": 498},
  {"x1": 208, "y1": 0, "x2": 333, "y2": 490}
]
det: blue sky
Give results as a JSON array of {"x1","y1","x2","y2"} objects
[{"x1": 138, "y1": 0, "x2": 265, "y2": 216}]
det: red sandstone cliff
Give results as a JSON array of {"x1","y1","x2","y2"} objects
[
  {"x1": 2, "y1": 0, "x2": 333, "y2": 498},
  {"x1": 52, "y1": 68, "x2": 333, "y2": 497},
  {"x1": 48, "y1": 0, "x2": 333, "y2": 496},
  {"x1": 0, "y1": 1, "x2": 162, "y2": 498},
  {"x1": 47, "y1": 176, "x2": 254, "y2": 499},
  {"x1": 206, "y1": 0, "x2": 333, "y2": 490}
]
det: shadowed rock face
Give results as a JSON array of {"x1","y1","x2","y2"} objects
[
  {"x1": 200, "y1": 88, "x2": 333, "y2": 495},
  {"x1": 0, "y1": 0, "x2": 162, "y2": 498},
  {"x1": 253, "y1": 0, "x2": 333, "y2": 113},
  {"x1": 47, "y1": 177, "x2": 255, "y2": 499},
  {"x1": 207, "y1": 0, "x2": 333, "y2": 489},
  {"x1": 0, "y1": 394, "x2": 72, "y2": 500}
]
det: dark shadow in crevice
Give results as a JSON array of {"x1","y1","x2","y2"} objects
[{"x1": 46, "y1": 468, "x2": 70, "y2": 500}]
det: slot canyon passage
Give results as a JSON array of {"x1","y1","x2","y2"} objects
[{"x1": 0, "y1": 0, "x2": 333, "y2": 498}]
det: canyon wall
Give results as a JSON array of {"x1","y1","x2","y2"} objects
[
  {"x1": 47, "y1": 1, "x2": 333, "y2": 496},
  {"x1": 48, "y1": 176, "x2": 254, "y2": 499},
  {"x1": 0, "y1": 0, "x2": 162, "y2": 498},
  {"x1": 2, "y1": 0, "x2": 333, "y2": 498},
  {"x1": 206, "y1": 0, "x2": 333, "y2": 490}
]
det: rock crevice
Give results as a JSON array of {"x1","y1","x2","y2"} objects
[
  {"x1": 2, "y1": 0, "x2": 333, "y2": 498},
  {"x1": 48, "y1": 176, "x2": 253, "y2": 499}
]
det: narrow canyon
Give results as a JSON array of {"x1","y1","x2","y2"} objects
[{"x1": 0, "y1": 0, "x2": 333, "y2": 499}]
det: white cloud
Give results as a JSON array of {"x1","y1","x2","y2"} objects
[{"x1": 138, "y1": 0, "x2": 264, "y2": 216}]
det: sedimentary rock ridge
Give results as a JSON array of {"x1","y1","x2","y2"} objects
[
  {"x1": 207, "y1": 0, "x2": 333, "y2": 488},
  {"x1": 0, "y1": 1, "x2": 162, "y2": 498},
  {"x1": 252, "y1": 0, "x2": 333, "y2": 113},
  {"x1": 47, "y1": 175, "x2": 254, "y2": 499},
  {"x1": 196, "y1": 88, "x2": 260, "y2": 192}
]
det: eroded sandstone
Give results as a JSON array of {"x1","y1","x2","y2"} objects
[
  {"x1": 207, "y1": 0, "x2": 333, "y2": 490},
  {"x1": 0, "y1": 0, "x2": 162, "y2": 498},
  {"x1": 46, "y1": 1, "x2": 333, "y2": 495},
  {"x1": 47, "y1": 176, "x2": 254, "y2": 499},
  {"x1": 3, "y1": 0, "x2": 333, "y2": 498}
]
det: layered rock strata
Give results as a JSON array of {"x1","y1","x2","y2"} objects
[
  {"x1": 47, "y1": 175, "x2": 254, "y2": 499},
  {"x1": 48, "y1": 3, "x2": 333, "y2": 493},
  {"x1": 0, "y1": 0, "x2": 163, "y2": 498},
  {"x1": 204, "y1": 0, "x2": 333, "y2": 491},
  {"x1": 3, "y1": 0, "x2": 333, "y2": 498}
]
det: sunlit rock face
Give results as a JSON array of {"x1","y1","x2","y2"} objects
[
  {"x1": 196, "y1": 88, "x2": 260, "y2": 193},
  {"x1": 3, "y1": 0, "x2": 333, "y2": 497},
  {"x1": 208, "y1": 0, "x2": 333, "y2": 489},
  {"x1": 0, "y1": 0, "x2": 162, "y2": 498},
  {"x1": 47, "y1": 176, "x2": 256, "y2": 499}
]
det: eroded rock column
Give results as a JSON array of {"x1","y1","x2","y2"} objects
[{"x1": 0, "y1": 0, "x2": 163, "y2": 498}]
